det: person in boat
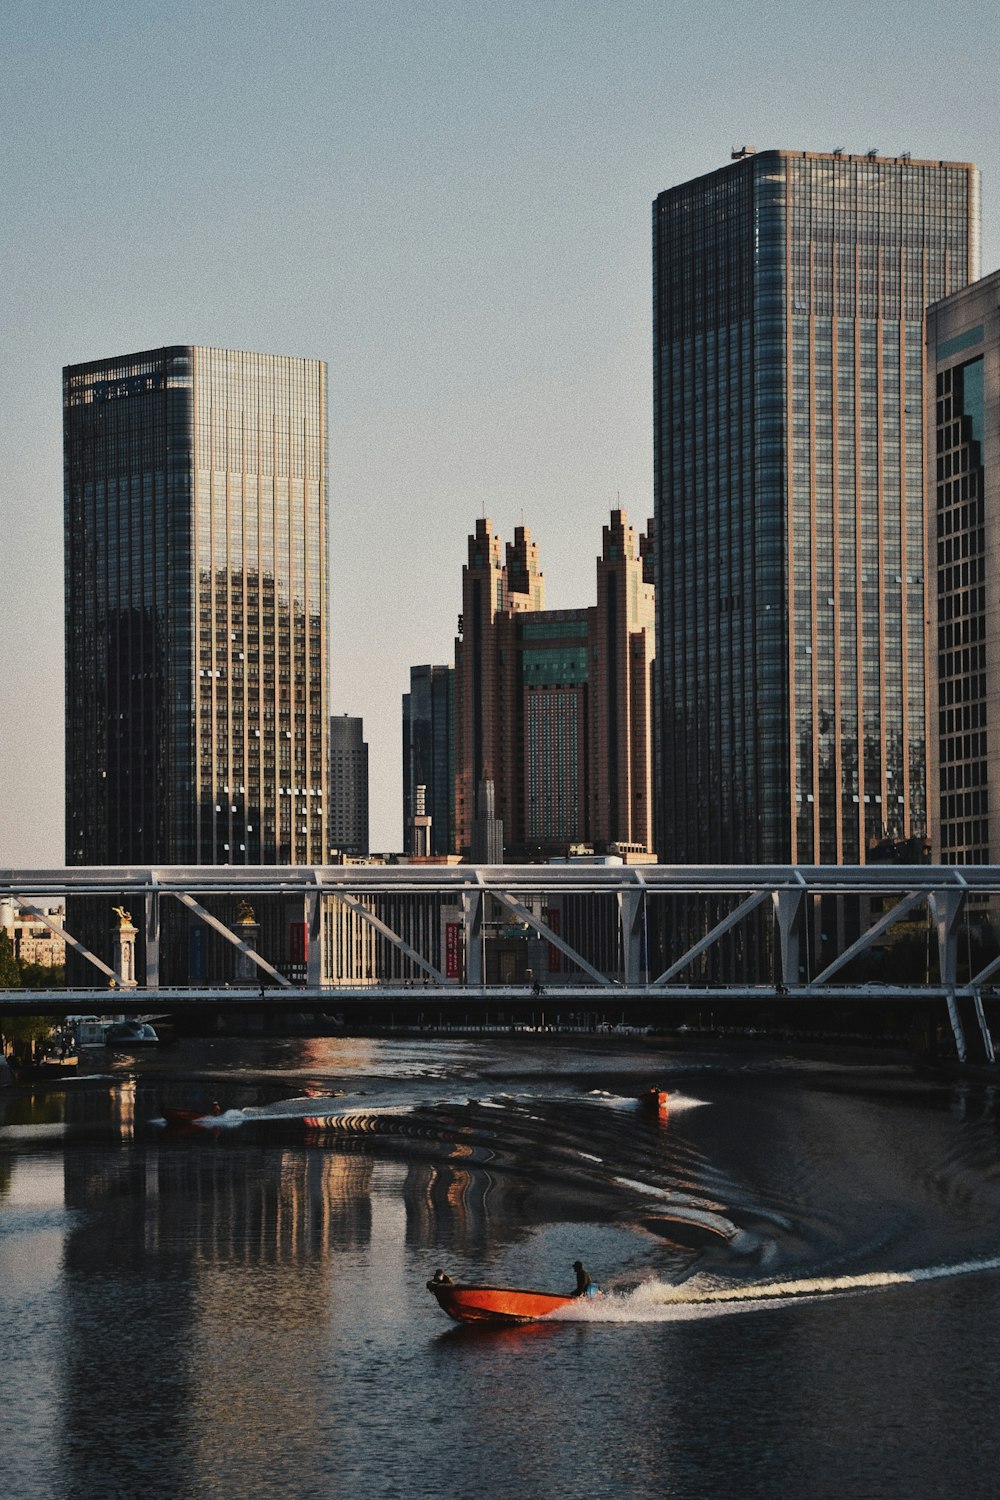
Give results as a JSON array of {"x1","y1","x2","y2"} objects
[
  {"x1": 431, "y1": 1268, "x2": 454, "y2": 1285},
  {"x1": 572, "y1": 1261, "x2": 596, "y2": 1297}
]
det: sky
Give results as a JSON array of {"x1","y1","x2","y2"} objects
[{"x1": 3, "y1": 0, "x2": 998, "y2": 863}]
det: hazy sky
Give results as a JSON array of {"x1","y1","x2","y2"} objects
[{"x1": 3, "y1": 0, "x2": 997, "y2": 862}]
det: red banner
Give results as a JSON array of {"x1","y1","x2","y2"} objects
[
  {"x1": 445, "y1": 921, "x2": 460, "y2": 979},
  {"x1": 288, "y1": 921, "x2": 307, "y2": 963}
]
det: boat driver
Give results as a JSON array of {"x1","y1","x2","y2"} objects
[{"x1": 572, "y1": 1261, "x2": 596, "y2": 1297}]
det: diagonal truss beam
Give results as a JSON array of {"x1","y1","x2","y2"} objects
[
  {"x1": 15, "y1": 899, "x2": 118, "y2": 984},
  {"x1": 329, "y1": 891, "x2": 447, "y2": 984},
  {"x1": 172, "y1": 891, "x2": 292, "y2": 987},
  {"x1": 807, "y1": 890, "x2": 926, "y2": 986},
  {"x1": 971, "y1": 953, "x2": 1000, "y2": 989},
  {"x1": 487, "y1": 889, "x2": 612, "y2": 987},
  {"x1": 651, "y1": 890, "x2": 772, "y2": 986},
  {"x1": 972, "y1": 989, "x2": 996, "y2": 1063}
]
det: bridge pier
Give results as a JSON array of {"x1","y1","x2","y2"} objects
[
  {"x1": 463, "y1": 889, "x2": 483, "y2": 986},
  {"x1": 619, "y1": 889, "x2": 645, "y2": 986},
  {"x1": 144, "y1": 889, "x2": 160, "y2": 989},
  {"x1": 307, "y1": 891, "x2": 324, "y2": 989},
  {"x1": 773, "y1": 889, "x2": 805, "y2": 986}
]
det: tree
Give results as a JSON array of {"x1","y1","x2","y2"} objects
[
  {"x1": 0, "y1": 933, "x2": 56, "y2": 1065},
  {"x1": 20, "y1": 961, "x2": 65, "y2": 989},
  {"x1": 0, "y1": 931, "x2": 21, "y2": 989},
  {"x1": 1, "y1": 1012, "x2": 57, "y2": 1065}
]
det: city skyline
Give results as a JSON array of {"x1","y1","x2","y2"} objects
[{"x1": 3, "y1": 2, "x2": 999, "y2": 861}]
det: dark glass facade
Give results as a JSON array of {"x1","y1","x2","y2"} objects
[
  {"x1": 653, "y1": 151, "x2": 979, "y2": 868},
  {"x1": 927, "y1": 270, "x2": 999, "y2": 869},
  {"x1": 402, "y1": 665, "x2": 454, "y2": 857},
  {"x1": 933, "y1": 356, "x2": 986, "y2": 862},
  {"x1": 329, "y1": 715, "x2": 369, "y2": 856},
  {"x1": 64, "y1": 345, "x2": 329, "y2": 868}
]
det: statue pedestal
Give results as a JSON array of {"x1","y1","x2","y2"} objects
[
  {"x1": 234, "y1": 920, "x2": 261, "y2": 986},
  {"x1": 112, "y1": 919, "x2": 138, "y2": 989}
]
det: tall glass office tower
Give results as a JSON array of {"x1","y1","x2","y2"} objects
[
  {"x1": 653, "y1": 150, "x2": 979, "y2": 868},
  {"x1": 64, "y1": 345, "x2": 328, "y2": 868},
  {"x1": 402, "y1": 665, "x2": 454, "y2": 857}
]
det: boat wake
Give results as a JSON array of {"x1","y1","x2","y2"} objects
[
  {"x1": 549, "y1": 1252, "x2": 1000, "y2": 1322},
  {"x1": 587, "y1": 1089, "x2": 707, "y2": 1114},
  {"x1": 151, "y1": 1109, "x2": 247, "y2": 1130}
]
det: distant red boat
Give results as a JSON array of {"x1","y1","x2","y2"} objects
[
  {"x1": 161, "y1": 1105, "x2": 221, "y2": 1127},
  {"x1": 427, "y1": 1279, "x2": 579, "y2": 1326}
]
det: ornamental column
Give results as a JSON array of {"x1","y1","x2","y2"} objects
[
  {"x1": 233, "y1": 902, "x2": 261, "y2": 986},
  {"x1": 111, "y1": 906, "x2": 138, "y2": 989}
]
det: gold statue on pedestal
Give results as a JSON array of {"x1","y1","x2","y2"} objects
[{"x1": 112, "y1": 905, "x2": 133, "y2": 928}]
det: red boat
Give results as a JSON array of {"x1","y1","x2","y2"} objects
[
  {"x1": 642, "y1": 1087, "x2": 670, "y2": 1118},
  {"x1": 427, "y1": 1279, "x2": 579, "y2": 1326},
  {"x1": 161, "y1": 1104, "x2": 222, "y2": 1127}
]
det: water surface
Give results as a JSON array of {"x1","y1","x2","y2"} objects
[{"x1": 2, "y1": 1036, "x2": 999, "y2": 1497}]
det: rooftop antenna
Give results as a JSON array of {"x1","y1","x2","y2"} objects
[
  {"x1": 866, "y1": 147, "x2": 878, "y2": 158},
  {"x1": 833, "y1": 146, "x2": 845, "y2": 156},
  {"x1": 900, "y1": 150, "x2": 911, "y2": 160}
]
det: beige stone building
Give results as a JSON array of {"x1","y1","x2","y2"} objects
[{"x1": 0, "y1": 900, "x2": 66, "y2": 967}]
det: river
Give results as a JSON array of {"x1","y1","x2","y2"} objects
[{"x1": 2, "y1": 1032, "x2": 999, "y2": 1498}]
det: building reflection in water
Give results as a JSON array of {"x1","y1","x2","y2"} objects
[
  {"x1": 15, "y1": 1071, "x2": 653, "y2": 1493},
  {"x1": 54, "y1": 1128, "x2": 377, "y2": 1492},
  {"x1": 403, "y1": 1151, "x2": 493, "y2": 1263}
]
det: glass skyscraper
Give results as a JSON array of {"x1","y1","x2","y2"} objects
[
  {"x1": 329, "y1": 714, "x2": 369, "y2": 857},
  {"x1": 64, "y1": 345, "x2": 329, "y2": 869},
  {"x1": 927, "y1": 270, "x2": 1000, "y2": 867},
  {"x1": 402, "y1": 665, "x2": 454, "y2": 858},
  {"x1": 653, "y1": 150, "x2": 979, "y2": 869}
]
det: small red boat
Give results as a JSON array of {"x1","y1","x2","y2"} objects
[
  {"x1": 427, "y1": 1279, "x2": 579, "y2": 1326},
  {"x1": 642, "y1": 1087, "x2": 670, "y2": 1118},
  {"x1": 161, "y1": 1104, "x2": 222, "y2": 1127}
]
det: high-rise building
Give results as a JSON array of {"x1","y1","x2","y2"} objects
[
  {"x1": 471, "y1": 776, "x2": 504, "y2": 864},
  {"x1": 64, "y1": 345, "x2": 329, "y2": 870},
  {"x1": 402, "y1": 665, "x2": 454, "y2": 856},
  {"x1": 653, "y1": 149, "x2": 979, "y2": 868},
  {"x1": 328, "y1": 715, "x2": 369, "y2": 856},
  {"x1": 926, "y1": 269, "x2": 999, "y2": 865},
  {"x1": 453, "y1": 509, "x2": 655, "y2": 859}
]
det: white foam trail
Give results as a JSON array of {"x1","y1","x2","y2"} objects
[
  {"x1": 588, "y1": 1090, "x2": 706, "y2": 1113},
  {"x1": 151, "y1": 1109, "x2": 247, "y2": 1129},
  {"x1": 195, "y1": 1109, "x2": 245, "y2": 1129},
  {"x1": 549, "y1": 1254, "x2": 1000, "y2": 1322},
  {"x1": 612, "y1": 1177, "x2": 739, "y2": 1239}
]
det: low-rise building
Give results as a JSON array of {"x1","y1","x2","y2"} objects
[{"x1": 0, "y1": 900, "x2": 66, "y2": 967}]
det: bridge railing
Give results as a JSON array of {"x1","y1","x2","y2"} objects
[{"x1": 4, "y1": 864, "x2": 1000, "y2": 990}]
